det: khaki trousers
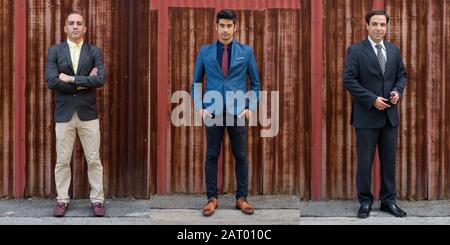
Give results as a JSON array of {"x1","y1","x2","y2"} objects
[{"x1": 55, "y1": 112, "x2": 104, "y2": 204}]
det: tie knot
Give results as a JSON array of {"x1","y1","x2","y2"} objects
[{"x1": 375, "y1": 44, "x2": 383, "y2": 50}]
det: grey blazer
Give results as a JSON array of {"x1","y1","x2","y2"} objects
[
  {"x1": 343, "y1": 39, "x2": 407, "y2": 129},
  {"x1": 45, "y1": 41, "x2": 105, "y2": 123}
]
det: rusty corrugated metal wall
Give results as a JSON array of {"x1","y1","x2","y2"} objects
[
  {"x1": 168, "y1": 3, "x2": 311, "y2": 196},
  {"x1": 24, "y1": 0, "x2": 156, "y2": 199},
  {"x1": 323, "y1": 0, "x2": 450, "y2": 200},
  {"x1": 323, "y1": 0, "x2": 374, "y2": 199},
  {"x1": 0, "y1": 0, "x2": 14, "y2": 197},
  {"x1": 386, "y1": 0, "x2": 450, "y2": 200},
  {"x1": 228, "y1": 7, "x2": 311, "y2": 195},
  {"x1": 169, "y1": 8, "x2": 215, "y2": 194},
  {"x1": 1, "y1": 0, "x2": 449, "y2": 200}
]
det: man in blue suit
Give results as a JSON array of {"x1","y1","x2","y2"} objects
[
  {"x1": 343, "y1": 10, "x2": 407, "y2": 219},
  {"x1": 191, "y1": 9, "x2": 261, "y2": 217}
]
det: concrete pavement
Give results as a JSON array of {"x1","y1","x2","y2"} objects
[{"x1": 0, "y1": 195, "x2": 449, "y2": 225}]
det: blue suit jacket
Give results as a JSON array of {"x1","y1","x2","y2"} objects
[
  {"x1": 191, "y1": 39, "x2": 261, "y2": 116},
  {"x1": 343, "y1": 39, "x2": 407, "y2": 129}
]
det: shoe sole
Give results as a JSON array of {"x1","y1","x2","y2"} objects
[
  {"x1": 357, "y1": 214, "x2": 369, "y2": 219},
  {"x1": 235, "y1": 206, "x2": 254, "y2": 215},
  {"x1": 53, "y1": 205, "x2": 68, "y2": 217},
  {"x1": 203, "y1": 205, "x2": 218, "y2": 217},
  {"x1": 380, "y1": 209, "x2": 407, "y2": 217}
]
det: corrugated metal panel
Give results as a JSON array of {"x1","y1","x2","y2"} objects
[
  {"x1": 0, "y1": 0, "x2": 14, "y2": 197},
  {"x1": 323, "y1": 0, "x2": 373, "y2": 199},
  {"x1": 169, "y1": 7, "x2": 215, "y2": 193},
  {"x1": 224, "y1": 7, "x2": 311, "y2": 196},
  {"x1": 24, "y1": 0, "x2": 156, "y2": 199},
  {"x1": 168, "y1": 4, "x2": 311, "y2": 196},
  {"x1": 3, "y1": 0, "x2": 449, "y2": 200},
  {"x1": 151, "y1": 0, "x2": 302, "y2": 9},
  {"x1": 386, "y1": 0, "x2": 450, "y2": 200},
  {"x1": 324, "y1": 0, "x2": 450, "y2": 200}
]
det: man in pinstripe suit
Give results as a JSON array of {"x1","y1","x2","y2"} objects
[{"x1": 343, "y1": 10, "x2": 407, "y2": 219}]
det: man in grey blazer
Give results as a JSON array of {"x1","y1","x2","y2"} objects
[
  {"x1": 343, "y1": 10, "x2": 407, "y2": 219},
  {"x1": 46, "y1": 11, "x2": 105, "y2": 217}
]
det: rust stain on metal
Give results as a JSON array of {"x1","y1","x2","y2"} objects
[
  {"x1": 323, "y1": 0, "x2": 373, "y2": 199},
  {"x1": 0, "y1": 0, "x2": 14, "y2": 197},
  {"x1": 1, "y1": 0, "x2": 449, "y2": 199},
  {"x1": 24, "y1": 0, "x2": 155, "y2": 199},
  {"x1": 168, "y1": 4, "x2": 311, "y2": 196},
  {"x1": 169, "y1": 7, "x2": 215, "y2": 193}
]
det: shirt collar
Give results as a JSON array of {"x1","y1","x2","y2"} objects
[
  {"x1": 368, "y1": 36, "x2": 385, "y2": 50},
  {"x1": 67, "y1": 39, "x2": 84, "y2": 48},
  {"x1": 217, "y1": 40, "x2": 233, "y2": 48}
]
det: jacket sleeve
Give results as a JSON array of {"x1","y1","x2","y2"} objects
[
  {"x1": 45, "y1": 46, "x2": 77, "y2": 93},
  {"x1": 246, "y1": 47, "x2": 261, "y2": 112},
  {"x1": 392, "y1": 49, "x2": 407, "y2": 96},
  {"x1": 343, "y1": 46, "x2": 378, "y2": 110},
  {"x1": 74, "y1": 47, "x2": 106, "y2": 88},
  {"x1": 191, "y1": 47, "x2": 205, "y2": 112}
]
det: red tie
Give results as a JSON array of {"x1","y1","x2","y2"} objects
[{"x1": 221, "y1": 44, "x2": 229, "y2": 76}]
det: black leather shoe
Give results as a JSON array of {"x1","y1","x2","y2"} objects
[
  {"x1": 357, "y1": 205, "x2": 372, "y2": 219},
  {"x1": 380, "y1": 204, "x2": 407, "y2": 217}
]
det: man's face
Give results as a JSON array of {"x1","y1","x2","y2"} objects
[
  {"x1": 64, "y1": 14, "x2": 86, "y2": 42},
  {"x1": 217, "y1": 19, "x2": 236, "y2": 43},
  {"x1": 366, "y1": 15, "x2": 387, "y2": 43}
]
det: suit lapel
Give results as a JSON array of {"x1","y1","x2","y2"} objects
[
  {"x1": 210, "y1": 39, "x2": 238, "y2": 78},
  {"x1": 63, "y1": 42, "x2": 75, "y2": 74},
  {"x1": 77, "y1": 43, "x2": 88, "y2": 75},
  {"x1": 210, "y1": 41, "x2": 227, "y2": 78},
  {"x1": 363, "y1": 39, "x2": 384, "y2": 76},
  {"x1": 229, "y1": 39, "x2": 238, "y2": 71},
  {"x1": 384, "y1": 42, "x2": 394, "y2": 77}
]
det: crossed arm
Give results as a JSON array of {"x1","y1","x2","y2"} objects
[{"x1": 46, "y1": 47, "x2": 105, "y2": 93}]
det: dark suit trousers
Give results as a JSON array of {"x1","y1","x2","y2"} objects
[
  {"x1": 356, "y1": 121, "x2": 398, "y2": 206},
  {"x1": 204, "y1": 114, "x2": 248, "y2": 200}
]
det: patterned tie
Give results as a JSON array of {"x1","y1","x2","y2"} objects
[
  {"x1": 221, "y1": 44, "x2": 229, "y2": 76},
  {"x1": 375, "y1": 44, "x2": 386, "y2": 74}
]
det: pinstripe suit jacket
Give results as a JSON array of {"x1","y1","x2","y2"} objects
[{"x1": 343, "y1": 39, "x2": 407, "y2": 129}]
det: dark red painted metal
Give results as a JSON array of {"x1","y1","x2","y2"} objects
[
  {"x1": 0, "y1": 0, "x2": 14, "y2": 197},
  {"x1": 156, "y1": 0, "x2": 169, "y2": 194},
  {"x1": 311, "y1": 0, "x2": 323, "y2": 201},
  {"x1": 14, "y1": 0, "x2": 27, "y2": 198},
  {"x1": 166, "y1": 4, "x2": 310, "y2": 196},
  {"x1": 154, "y1": 0, "x2": 305, "y2": 196},
  {"x1": 373, "y1": 0, "x2": 385, "y2": 10},
  {"x1": 151, "y1": 0, "x2": 301, "y2": 9},
  {"x1": 3, "y1": 0, "x2": 448, "y2": 200}
]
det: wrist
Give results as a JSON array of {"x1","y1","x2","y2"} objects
[{"x1": 69, "y1": 76, "x2": 75, "y2": 83}]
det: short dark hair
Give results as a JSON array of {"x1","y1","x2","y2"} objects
[
  {"x1": 66, "y1": 10, "x2": 86, "y2": 23},
  {"x1": 216, "y1": 9, "x2": 237, "y2": 24},
  {"x1": 365, "y1": 10, "x2": 390, "y2": 25}
]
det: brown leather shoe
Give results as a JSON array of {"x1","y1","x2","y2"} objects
[
  {"x1": 202, "y1": 198, "x2": 218, "y2": 217},
  {"x1": 91, "y1": 202, "x2": 106, "y2": 217},
  {"x1": 53, "y1": 202, "x2": 69, "y2": 217},
  {"x1": 235, "y1": 198, "x2": 254, "y2": 215}
]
